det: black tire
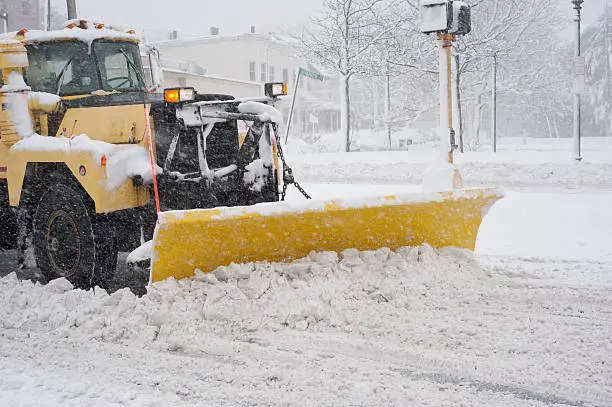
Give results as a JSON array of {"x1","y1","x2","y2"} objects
[{"x1": 33, "y1": 182, "x2": 117, "y2": 289}]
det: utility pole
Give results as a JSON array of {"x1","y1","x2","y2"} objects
[
  {"x1": 384, "y1": 61, "x2": 392, "y2": 150},
  {"x1": 437, "y1": 32, "x2": 462, "y2": 188},
  {"x1": 571, "y1": 0, "x2": 584, "y2": 161},
  {"x1": 491, "y1": 52, "x2": 497, "y2": 153},
  {"x1": 47, "y1": 0, "x2": 52, "y2": 30},
  {"x1": 67, "y1": 0, "x2": 77, "y2": 20},
  {"x1": 606, "y1": 0, "x2": 611, "y2": 137}
]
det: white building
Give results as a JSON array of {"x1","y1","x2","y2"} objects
[{"x1": 152, "y1": 29, "x2": 340, "y2": 139}]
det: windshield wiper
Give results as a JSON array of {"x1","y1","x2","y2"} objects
[
  {"x1": 55, "y1": 56, "x2": 75, "y2": 95},
  {"x1": 120, "y1": 49, "x2": 147, "y2": 91}
]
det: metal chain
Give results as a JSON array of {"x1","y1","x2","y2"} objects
[{"x1": 271, "y1": 124, "x2": 311, "y2": 201}]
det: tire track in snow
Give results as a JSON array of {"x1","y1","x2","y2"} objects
[
  {"x1": 248, "y1": 330, "x2": 608, "y2": 407},
  {"x1": 392, "y1": 368, "x2": 588, "y2": 407}
]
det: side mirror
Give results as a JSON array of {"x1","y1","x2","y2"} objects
[{"x1": 146, "y1": 46, "x2": 164, "y2": 93}]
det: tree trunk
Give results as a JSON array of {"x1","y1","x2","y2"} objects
[
  {"x1": 341, "y1": 74, "x2": 351, "y2": 152},
  {"x1": 474, "y1": 92, "x2": 483, "y2": 149},
  {"x1": 385, "y1": 65, "x2": 392, "y2": 150}
]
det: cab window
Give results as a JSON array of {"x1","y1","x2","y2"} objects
[
  {"x1": 24, "y1": 41, "x2": 98, "y2": 96},
  {"x1": 93, "y1": 40, "x2": 146, "y2": 92}
]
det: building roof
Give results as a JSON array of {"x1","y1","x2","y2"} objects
[{"x1": 153, "y1": 31, "x2": 297, "y2": 48}]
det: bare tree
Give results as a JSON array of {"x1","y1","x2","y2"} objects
[
  {"x1": 300, "y1": 0, "x2": 401, "y2": 152},
  {"x1": 453, "y1": 0, "x2": 566, "y2": 145}
]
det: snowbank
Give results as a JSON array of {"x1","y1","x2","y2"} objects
[
  {"x1": 1, "y1": 245, "x2": 610, "y2": 405},
  {"x1": 287, "y1": 148, "x2": 612, "y2": 190}
]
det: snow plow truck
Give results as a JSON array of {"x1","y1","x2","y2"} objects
[{"x1": 0, "y1": 20, "x2": 502, "y2": 289}]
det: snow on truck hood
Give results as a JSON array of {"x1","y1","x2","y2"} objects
[{"x1": 11, "y1": 134, "x2": 160, "y2": 190}]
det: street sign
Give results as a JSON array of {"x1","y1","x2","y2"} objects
[{"x1": 299, "y1": 68, "x2": 324, "y2": 81}]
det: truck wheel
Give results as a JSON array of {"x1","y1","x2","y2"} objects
[{"x1": 33, "y1": 182, "x2": 117, "y2": 289}]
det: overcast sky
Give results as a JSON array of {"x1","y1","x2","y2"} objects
[
  {"x1": 49, "y1": 0, "x2": 607, "y2": 40},
  {"x1": 49, "y1": 0, "x2": 325, "y2": 39}
]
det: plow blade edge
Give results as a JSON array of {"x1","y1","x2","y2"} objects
[{"x1": 150, "y1": 187, "x2": 503, "y2": 282}]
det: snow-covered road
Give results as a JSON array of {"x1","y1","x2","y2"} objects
[{"x1": 1, "y1": 148, "x2": 611, "y2": 406}]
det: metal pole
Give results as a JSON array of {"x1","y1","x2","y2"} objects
[
  {"x1": 455, "y1": 53, "x2": 464, "y2": 153},
  {"x1": 67, "y1": 0, "x2": 77, "y2": 20},
  {"x1": 438, "y1": 33, "x2": 455, "y2": 164},
  {"x1": 446, "y1": 37, "x2": 456, "y2": 163},
  {"x1": 491, "y1": 52, "x2": 497, "y2": 153},
  {"x1": 47, "y1": 0, "x2": 52, "y2": 30},
  {"x1": 572, "y1": 0, "x2": 583, "y2": 161},
  {"x1": 385, "y1": 61, "x2": 392, "y2": 150},
  {"x1": 284, "y1": 68, "x2": 302, "y2": 144}
]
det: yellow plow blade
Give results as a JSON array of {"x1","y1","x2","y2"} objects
[{"x1": 151, "y1": 187, "x2": 503, "y2": 282}]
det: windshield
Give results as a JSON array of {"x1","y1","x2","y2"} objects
[
  {"x1": 93, "y1": 41, "x2": 146, "y2": 93},
  {"x1": 25, "y1": 41, "x2": 98, "y2": 96}
]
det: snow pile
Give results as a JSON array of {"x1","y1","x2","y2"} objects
[
  {"x1": 126, "y1": 240, "x2": 153, "y2": 264},
  {"x1": 2, "y1": 94, "x2": 33, "y2": 138},
  {"x1": 0, "y1": 245, "x2": 483, "y2": 349},
  {"x1": 28, "y1": 92, "x2": 61, "y2": 112},
  {"x1": 0, "y1": 70, "x2": 31, "y2": 93},
  {"x1": 12, "y1": 134, "x2": 115, "y2": 161},
  {"x1": 1, "y1": 245, "x2": 611, "y2": 405},
  {"x1": 421, "y1": 161, "x2": 463, "y2": 192},
  {"x1": 105, "y1": 146, "x2": 161, "y2": 190},
  {"x1": 1, "y1": 71, "x2": 33, "y2": 138},
  {"x1": 243, "y1": 158, "x2": 268, "y2": 191},
  {"x1": 238, "y1": 101, "x2": 283, "y2": 125}
]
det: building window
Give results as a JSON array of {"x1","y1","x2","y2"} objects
[
  {"x1": 260, "y1": 63, "x2": 267, "y2": 82},
  {"x1": 249, "y1": 62, "x2": 256, "y2": 81},
  {"x1": 269, "y1": 66, "x2": 275, "y2": 82},
  {"x1": 282, "y1": 68, "x2": 289, "y2": 83}
]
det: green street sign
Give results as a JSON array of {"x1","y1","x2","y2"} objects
[{"x1": 299, "y1": 68, "x2": 324, "y2": 81}]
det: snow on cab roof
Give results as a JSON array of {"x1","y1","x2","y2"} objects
[
  {"x1": 22, "y1": 28, "x2": 138, "y2": 44},
  {"x1": 0, "y1": 20, "x2": 138, "y2": 45}
]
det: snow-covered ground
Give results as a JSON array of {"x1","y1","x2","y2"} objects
[
  {"x1": 1, "y1": 138, "x2": 611, "y2": 406},
  {"x1": 287, "y1": 137, "x2": 612, "y2": 190}
]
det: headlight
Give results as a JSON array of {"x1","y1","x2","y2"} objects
[
  {"x1": 264, "y1": 82, "x2": 288, "y2": 98},
  {"x1": 164, "y1": 87, "x2": 196, "y2": 103}
]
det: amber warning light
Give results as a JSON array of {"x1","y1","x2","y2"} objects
[{"x1": 164, "y1": 87, "x2": 195, "y2": 103}]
